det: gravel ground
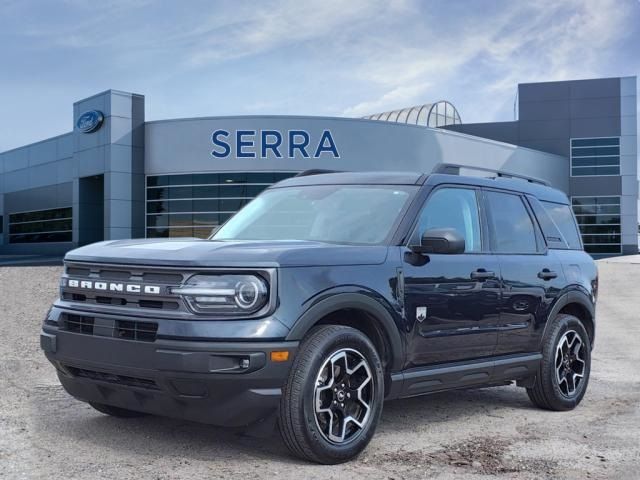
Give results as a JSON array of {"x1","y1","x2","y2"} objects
[{"x1": 1, "y1": 260, "x2": 639, "y2": 479}]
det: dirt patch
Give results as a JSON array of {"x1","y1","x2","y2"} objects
[{"x1": 368, "y1": 436, "x2": 557, "y2": 476}]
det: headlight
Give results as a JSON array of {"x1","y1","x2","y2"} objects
[{"x1": 171, "y1": 274, "x2": 269, "y2": 316}]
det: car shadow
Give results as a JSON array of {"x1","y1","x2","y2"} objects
[{"x1": 30, "y1": 383, "x2": 535, "y2": 466}]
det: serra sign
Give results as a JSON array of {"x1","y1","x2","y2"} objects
[{"x1": 212, "y1": 130, "x2": 339, "y2": 159}]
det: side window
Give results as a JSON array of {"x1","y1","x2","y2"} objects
[
  {"x1": 486, "y1": 191, "x2": 538, "y2": 254},
  {"x1": 410, "y1": 187, "x2": 481, "y2": 252},
  {"x1": 541, "y1": 201, "x2": 582, "y2": 250}
]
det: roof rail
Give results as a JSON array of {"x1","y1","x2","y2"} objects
[
  {"x1": 431, "y1": 163, "x2": 550, "y2": 186},
  {"x1": 295, "y1": 169, "x2": 343, "y2": 177}
]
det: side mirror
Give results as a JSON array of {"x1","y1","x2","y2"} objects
[{"x1": 411, "y1": 227, "x2": 465, "y2": 254}]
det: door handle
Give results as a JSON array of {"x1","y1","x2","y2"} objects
[
  {"x1": 470, "y1": 269, "x2": 495, "y2": 280},
  {"x1": 538, "y1": 269, "x2": 558, "y2": 280}
]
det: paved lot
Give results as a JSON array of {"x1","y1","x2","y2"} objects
[{"x1": 1, "y1": 260, "x2": 638, "y2": 479}]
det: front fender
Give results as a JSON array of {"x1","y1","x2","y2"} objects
[{"x1": 286, "y1": 290, "x2": 406, "y2": 372}]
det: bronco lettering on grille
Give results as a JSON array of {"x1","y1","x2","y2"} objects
[{"x1": 66, "y1": 279, "x2": 161, "y2": 295}]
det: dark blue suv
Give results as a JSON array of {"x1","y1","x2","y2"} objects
[{"x1": 41, "y1": 168, "x2": 597, "y2": 464}]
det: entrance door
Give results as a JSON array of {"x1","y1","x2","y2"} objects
[
  {"x1": 403, "y1": 186, "x2": 501, "y2": 367},
  {"x1": 78, "y1": 175, "x2": 104, "y2": 246}
]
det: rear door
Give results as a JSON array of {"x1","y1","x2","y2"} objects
[{"x1": 483, "y1": 189, "x2": 566, "y2": 355}]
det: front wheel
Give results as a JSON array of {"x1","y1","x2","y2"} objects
[
  {"x1": 279, "y1": 325, "x2": 384, "y2": 464},
  {"x1": 527, "y1": 314, "x2": 591, "y2": 411}
]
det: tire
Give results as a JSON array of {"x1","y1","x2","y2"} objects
[
  {"x1": 89, "y1": 402, "x2": 148, "y2": 418},
  {"x1": 279, "y1": 325, "x2": 384, "y2": 464},
  {"x1": 527, "y1": 314, "x2": 591, "y2": 411}
]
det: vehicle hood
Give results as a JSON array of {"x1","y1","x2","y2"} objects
[{"x1": 64, "y1": 238, "x2": 389, "y2": 268}]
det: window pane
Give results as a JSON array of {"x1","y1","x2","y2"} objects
[
  {"x1": 486, "y1": 192, "x2": 537, "y2": 253},
  {"x1": 146, "y1": 214, "x2": 168, "y2": 228},
  {"x1": 192, "y1": 213, "x2": 219, "y2": 226},
  {"x1": 571, "y1": 157, "x2": 620, "y2": 167},
  {"x1": 147, "y1": 175, "x2": 168, "y2": 187},
  {"x1": 247, "y1": 172, "x2": 276, "y2": 183},
  {"x1": 571, "y1": 138, "x2": 619, "y2": 147},
  {"x1": 147, "y1": 227, "x2": 169, "y2": 238},
  {"x1": 219, "y1": 173, "x2": 247, "y2": 184},
  {"x1": 8, "y1": 207, "x2": 73, "y2": 243},
  {"x1": 574, "y1": 214, "x2": 620, "y2": 225},
  {"x1": 571, "y1": 146, "x2": 620, "y2": 157},
  {"x1": 582, "y1": 234, "x2": 621, "y2": 244},
  {"x1": 147, "y1": 188, "x2": 168, "y2": 201},
  {"x1": 573, "y1": 204, "x2": 621, "y2": 215},
  {"x1": 192, "y1": 185, "x2": 220, "y2": 198},
  {"x1": 273, "y1": 172, "x2": 297, "y2": 182},
  {"x1": 169, "y1": 200, "x2": 194, "y2": 213},
  {"x1": 541, "y1": 202, "x2": 582, "y2": 249},
  {"x1": 411, "y1": 188, "x2": 481, "y2": 252},
  {"x1": 168, "y1": 186, "x2": 193, "y2": 199},
  {"x1": 193, "y1": 227, "x2": 213, "y2": 239},
  {"x1": 192, "y1": 173, "x2": 219, "y2": 185},
  {"x1": 220, "y1": 198, "x2": 249, "y2": 211},
  {"x1": 168, "y1": 214, "x2": 194, "y2": 227},
  {"x1": 572, "y1": 197, "x2": 619, "y2": 206},
  {"x1": 147, "y1": 201, "x2": 168, "y2": 214},
  {"x1": 146, "y1": 173, "x2": 298, "y2": 238},
  {"x1": 192, "y1": 199, "x2": 219, "y2": 212},
  {"x1": 572, "y1": 166, "x2": 620, "y2": 176},
  {"x1": 169, "y1": 174, "x2": 193, "y2": 186},
  {"x1": 9, "y1": 231, "x2": 72, "y2": 244},
  {"x1": 578, "y1": 224, "x2": 620, "y2": 234}
]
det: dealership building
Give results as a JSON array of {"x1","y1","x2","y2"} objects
[{"x1": 0, "y1": 76, "x2": 636, "y2": 257}]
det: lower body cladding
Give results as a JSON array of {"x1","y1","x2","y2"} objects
[{"x1": 40, "y1": 317, "x2": 298, "y2": 428}]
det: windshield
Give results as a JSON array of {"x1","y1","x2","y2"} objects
[{"x1": 212, "y1": 184, "x2": 416, "y2": 245}]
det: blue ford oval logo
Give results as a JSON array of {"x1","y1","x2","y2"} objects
[{"x1": 76, "y1": 110, "x2": 104, "y2": 133}]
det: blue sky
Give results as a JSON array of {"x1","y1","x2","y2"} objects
[{"x1": 0, "y1": 0, "x2": 639, "y2": 152}]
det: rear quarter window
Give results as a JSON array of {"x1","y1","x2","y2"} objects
[{"x1": 541, "y1": 201, "x2": 582, "y2": 250}]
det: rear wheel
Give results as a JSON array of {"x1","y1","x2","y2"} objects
[
  {"x1": 527, "y1": 314, "x2": 591, "y2": 411},
  {"x1": 89, "y1": 402, "x2": 148, "y2": 418},
  {"x1": 279, "y1": 325, "x2": 384, "y2": 464}
]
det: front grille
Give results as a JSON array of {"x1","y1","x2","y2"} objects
[
  {"x1": 63, "y1": 314, "x2": 94, "y2": 334},
  {"x1": 65, "y1": 365, "x2": 159, "y2": 390},
  {"x1": 114, "y1": 319, "x2": 158, "y2": 342},
  {"x1": 61, "y1": 314, "x2": 158, "y2": 342},
  {"x1": 61, "y1": 262, "x2": 185, "y2": 313},
  {"x1": 61, "y1": 292, "x2": 179, "y2": 310}
]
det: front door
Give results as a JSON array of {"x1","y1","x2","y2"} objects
[{"x1": 403, "y1": 186, "x2": 501, "y2": 367}]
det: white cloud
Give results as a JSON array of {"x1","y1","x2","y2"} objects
[
  {"x1": 343, "y1": 81, "x2": 431, "y2": 117},
  {"x1": 339, "y1": 0, "x2": 638, "y2": 120}
]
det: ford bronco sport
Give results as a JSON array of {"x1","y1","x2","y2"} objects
[{"x1": 41, "y1": 166, "x2": 597, "y2": 464}]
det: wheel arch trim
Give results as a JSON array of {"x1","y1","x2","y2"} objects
[
  {"x1": 286, "y1": 292, "x2": 405, "y2": 372},
  {"x1": 544, "y1": 290, "x2": 596, "y2": 346}
]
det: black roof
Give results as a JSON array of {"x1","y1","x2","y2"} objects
[{"x1": 273, "y1": 171, "x2": 569, "y2": 204}]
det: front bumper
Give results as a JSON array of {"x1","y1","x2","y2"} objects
[{"x1": 41, "y1": 323, "x2": 298, "y2": 427}]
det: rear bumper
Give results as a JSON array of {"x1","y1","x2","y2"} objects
[{"x1": 41, "y1": 326, "x2": 297, "y2": 427}]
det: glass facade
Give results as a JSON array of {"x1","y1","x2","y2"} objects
[
  {"x1": 146, "y1": 172, "x2": 297, "y2": 238},
  {"x1": 570, "y1": 137, "x2": 620, "y2": 176},
  {"x1": 571, "y1": 196, "x2": 621, "y2": 254},
  {"x1": 8, "y1": 207, "x2": 72, "y2": 243}
]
